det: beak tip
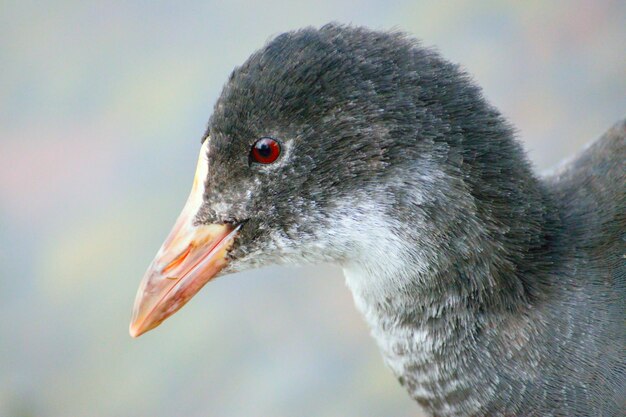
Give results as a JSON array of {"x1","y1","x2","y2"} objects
[
  {"x1": 129, "y1": 326, "x2": 139, "y2": 338},
  {"x1": 129, "y1": 322, "x2": 145, "y2": 338}
]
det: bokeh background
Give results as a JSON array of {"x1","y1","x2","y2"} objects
[{"x1": 1, "y1": 1, "x2": 624, "y2": 416}]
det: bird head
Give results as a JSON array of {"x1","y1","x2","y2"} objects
[{"x1": 129, "y1": 24, "x2": 513, "y2": 337}]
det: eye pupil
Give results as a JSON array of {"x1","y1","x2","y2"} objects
[
  {"x1": 251, "y1": 138, "x2": 281, "y2": 164},
  {"x1": 257, "y1": 143, "x2": 271, "y2": 157}
]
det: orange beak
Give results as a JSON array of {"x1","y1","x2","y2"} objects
[{"x1": 129, "y1": 140, "x2": 240, "y2": 337}]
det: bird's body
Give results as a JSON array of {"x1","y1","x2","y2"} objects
[{"x1": 131, "y1": 25, "x2": 625, "y2": 416}]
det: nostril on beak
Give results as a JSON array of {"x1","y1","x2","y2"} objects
[{"x1": 162, "y1": 244, "x2": 192, "y2": 274}]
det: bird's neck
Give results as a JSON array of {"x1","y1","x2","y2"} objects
[{"x1": 341, "y1": 146, "x2": 562, "y2": 415}]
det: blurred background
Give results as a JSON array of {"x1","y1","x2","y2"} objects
[{"x1": 1, "y1": 1, "x2": 624, "y2": 416}]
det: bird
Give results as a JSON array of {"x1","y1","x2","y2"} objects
[{"x1": 129, "y1": 24, "x2": 625, "y2": 416}]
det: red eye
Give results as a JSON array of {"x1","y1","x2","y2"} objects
[{"x1": 250, "y1": 138, "x2": 281, "y2": 164}]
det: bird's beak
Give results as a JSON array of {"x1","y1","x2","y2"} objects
[{"x1": 129, "y1": 140, "x2": 240, "y2": 338}]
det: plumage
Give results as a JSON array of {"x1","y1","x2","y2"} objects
[{"x1": 131, "y1": 24, "x2": 625, "y2": 416}]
